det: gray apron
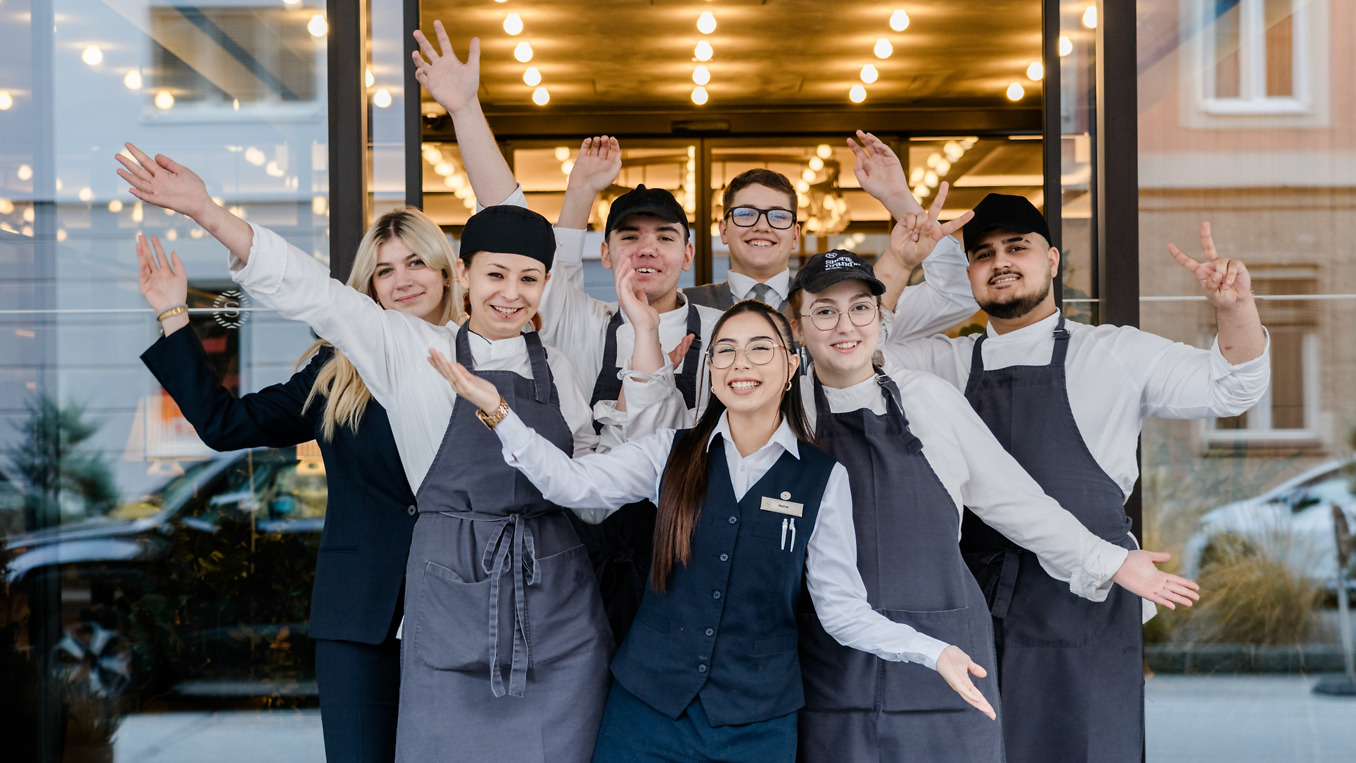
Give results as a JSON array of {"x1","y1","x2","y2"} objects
[
  {"x1": 395, "y1": 329, "x2": 612, "y2": 763},
  {"x1": 961, "y1": 316, "x2": 1142, "y2": 763},
  {"x1": 798, "y1": 372, "x2": 1003, "y2": 763}
]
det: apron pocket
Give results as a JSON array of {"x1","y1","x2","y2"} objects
[
  {"x1": 879, "y1": 606, "x2": 988, "y2": 713},
  {"x1": 797, "y1": 611, "x2": 879, "y2": 711},
  {"x1": 411, "y1": 560, "x2": 507, "y2": 672},
  {"x1": 1002, "y1": 552, "x2": 1102, "y2": 648},
  {"x1": 526, "y1": 544, "x2": 613, "y2": 666}
]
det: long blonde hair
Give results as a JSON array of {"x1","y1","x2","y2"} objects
[{"x1": 300, "y1": 207, "x2": 463, "y2": 440}]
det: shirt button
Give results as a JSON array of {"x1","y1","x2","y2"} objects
[
  {"x1": 728, "y1": 515, "x2": 738, "y2": 524},
  {"x1": 719, "y1": 554, "x2": 729, "y2": 562},
  {"x1": 697, "y1": 664, "x2": 708, "y2": 674},
  {"x1": 705, "y1": 628, "x2": 714, "y2": 637},
  {"x1": 712, "y1": 591, "x2": 721, "y2": 600},
  {"x1": 407, "y1": 505, "x2": 417, "y2": 516}
]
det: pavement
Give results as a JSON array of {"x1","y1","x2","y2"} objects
[{"x1": 112, "y1": 674, "x2": 1356, "y2": 762}]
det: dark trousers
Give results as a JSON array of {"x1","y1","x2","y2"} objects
[
  {"x1": 315, "y1": 636, "x2": 401, "y2": 763},
  {"x1": 592, "y1": 683, "x2": 797, "y2": 763}
]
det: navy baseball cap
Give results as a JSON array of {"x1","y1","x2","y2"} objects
[
  {"x1": 605, "y1": 184, "x2": 690, "y2": 236},
  {"x1": 963, "y1": 193, "x2": 1052, "y2": 253},
  {"x1": 789, "y1": 249, "x2": 885, "y2": 298}
]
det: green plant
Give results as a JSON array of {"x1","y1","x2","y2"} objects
[{"x1": 6, "y1": 395, "x2": 118, "y2": 528}]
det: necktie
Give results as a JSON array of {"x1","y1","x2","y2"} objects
[{"x1": 750, "y1": 282, "x2": 775, "y2": 307}]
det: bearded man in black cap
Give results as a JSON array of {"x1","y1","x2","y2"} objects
[{"x1": 872, "y1": 191, "x2": 1269, "y2": 762}]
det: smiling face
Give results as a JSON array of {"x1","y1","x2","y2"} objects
[
  {"x1": 719, "y1": 183, "x2": 801, "y2": 280},
  {"x1": 455, "y1": 251, "x2": 550, "y2": 341},
  {"x1": 966, "y1": 228, "x2": 1059, "y2": 325},
  {"x1": 706, "y1": 310, "x2": 799, "y2": 419},
  {"x1": 371, "y1": 238, "x2": 449, "y2": 324},
  {"x1": 603, "y1": 214, "x2": 694, "y2": 312},
  {"x1": 790, "y1": 280, "x2": 881, "y2": 389}
]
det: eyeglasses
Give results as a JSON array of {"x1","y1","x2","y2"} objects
[
  {"x1": 799, "y1": 302, "x2": 880, "y2": 331},
  {"x1": 725, "y1": 206, "x2": 797, "y2": 230},
  {"x1": 707, "y1": 340, "x2": 787, "y2": 369}
]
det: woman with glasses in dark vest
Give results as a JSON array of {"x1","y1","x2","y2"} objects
[{"x1": 429, "y1": 296, "x2": 995, "y2": 761}]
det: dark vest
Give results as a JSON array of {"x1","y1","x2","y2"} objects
[{"x1": 610, "y1": 432, "x2": 837, "y2": 727}]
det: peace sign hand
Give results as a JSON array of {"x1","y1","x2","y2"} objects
[
  {"x1": 1166, "y1": 222, "x2": 1253, "y2": 310},
  {"x1": 427, "y1": 349, "x2": 503, "y2": 413},
  {"x1": 885, "y1": 181, "x2": 974, "y2": 269},
  {"x1": 412, "y1": 21, "x2": 480, "y2": 116}
]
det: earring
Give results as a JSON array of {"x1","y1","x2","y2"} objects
[{"x1": 784, "y1": 379, "x2": 792, "y2": 392}]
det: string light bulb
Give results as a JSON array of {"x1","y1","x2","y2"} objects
[
  {"x1": 860, "y1": 64, "x2": 879, "y2": 84},
  {"x1": 694, "y1": 40, "x2": 713, "y2": 62},
  {"x1": 890, "y1": 10, "x2": 910, "y2": 32},
  {"x1": 816, "y1": 144, "x2": 833, "y2": 160},
  {"x1": 697, "y1": 11, "x2": 716, "y2": 34},
  {"x1": 81, "y1": 45, "x2": 103, "y2": 66},
  {"x1": 1027, "y1": 61, "x2": 1044, "y2": 81},
  {"x1": 308, "y1": 14, "x2": 327, "y2": 37},
  {"x1": 1059, "y1": 36, "x2": 1073, "y2": 56},
  {"x1": 532, "y1": 86, "x2": 550, "y2": 105},
  {"x1": 849, "y1": 84, "x2": 867, "y2": 103},
  {"x1": 504, "y1": 13, "x2": 524, "y2": 36},
  {"x1": 523, "y1": 67, "x2": 541, "y2": 86},
  {"x1": 691, "y1": 86, "x2": 708, "y2": 105},
  {"x1": 874, "y1": 39, "x2": 893, "y2": 59},
  {"x1": 514, "y1": 42, "x2": 533, "y2": 62},
  {"x1": 1007, "y1": 82, "x2": 1025, "y2": 101},
  {"x1": 693, "y1": 65, "x2": 710, "y2": 86},
  {"x1": 124, "y1": 71, "x2": 142, "y2": 90},
  {"x1": 1082, "y1": 6, "x2": 1097, "y2": 28}
]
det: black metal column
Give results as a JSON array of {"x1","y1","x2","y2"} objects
[
  {"x1": 327, "y1": 0, "x2": 369, "y2": 282},
  {"x1": 1042, "y1": 0, "x2": 1064, "y2": 307},
  {"x1": 1095, "y1": 0, "x2": 1139, "y2": 330},
  {"x1": 404, "y1": 0, "x2": 422, "y2": 210}
]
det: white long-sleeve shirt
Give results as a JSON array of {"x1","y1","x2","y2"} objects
[
  {"x1": 494, "y1": 410, "x2": 952, "y2": 670},
  {"x1": 803, "y1": 365, "x2": 1129, "y2": 602},
  {"x1": 229, "y1": 222, "x2": 599, "y2": 492},
  {"x1": 883, "y1": 310, "x2": 1271, "y2": 500}
]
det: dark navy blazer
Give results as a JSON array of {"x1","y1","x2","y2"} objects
[{"x1": 141, "y1": 328, "x2": 416, "y2": 644}]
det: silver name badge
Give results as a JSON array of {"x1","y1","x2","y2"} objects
[{"x1": 760, "y1": 496, "x2": 803, "y2": 517}]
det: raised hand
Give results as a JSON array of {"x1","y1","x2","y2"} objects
[
  {"x1": 1110, "y1": 550, "x2": 1201, "y2": 610},
  {"x1": 136, "y1": 234, "x2": 187, "y2": 312},
  {"x1": 885, "y1": 181, "x2": 974, "y2": 269},
  {"x1": 667, "y1": 334, "x2": 695, "y2": 371},
  {"x1": 847, "y1": 130, "x2": 921, "y2": 218},
  {"x1": 1166, "y1": 222, "x2": 1253, "y2": 310},
  {"x1": 935, "y1": 645, "x2": 997, "y2": 720},
  {"x1": 116, "y1": 143, "x2": 211, "y2": 219},
  {"x1": 426, "y1": 349, "x2": 502, "y2": 412},
  {"x1": 615, "y1": 259, "x2": 659, "y2": 335},
  {"x1": 412, "y1": 21, "x2": 480, "y2": 116},
  {"x1": 567, "y1": 136, "x2": 622, "y2": 198}
]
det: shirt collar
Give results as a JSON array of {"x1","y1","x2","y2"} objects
[
  {"x1": 983, "y1": 309, "x2": 1062, "y2": 341},
  {"x1": 726, "y1": 270, "x2": 791, "y2": 304},
  {"x1": 705, "y1": 411, "x2": 803, "y2": 460}
]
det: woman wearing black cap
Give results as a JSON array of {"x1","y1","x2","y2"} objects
[
  {"x1": 116, "y1": 146, "x2": 612, "y2": 763},
  {"x1": 784, "y1": 236, "x2": 1199, "y2": 761},
  {"x1": 428, "y1": 298, "x2": 996, "y2": 762}
]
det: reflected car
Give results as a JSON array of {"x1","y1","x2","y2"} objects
[
  {"x1": 1180, "y1": 457, "x2": 1356, "y2": 591},
  {"x1": 3, "y1": 446, "x2": 327, "y2": 700}
]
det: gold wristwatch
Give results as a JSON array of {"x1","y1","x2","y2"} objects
[{"x1": 476, "y1": 395, "x2": 510, "y2": 430}]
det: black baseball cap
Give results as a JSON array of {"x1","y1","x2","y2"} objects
[
  {"x1": 605, "y1": 184, "x2": 690, "y2": 236},
  {"x1": 963, "y1": 193, "x2": 1052, "y2": 253},
  {"x1": 789, "y1": 249, "x2": 885, "y2": 298},
  {"x1": 459, "y1": 204, "x2": 555, "y2": 269}
]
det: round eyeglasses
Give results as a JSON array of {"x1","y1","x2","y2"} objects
[
  {"x1": 725, "y1": 206, "x2": 797, "y2": 230},
  {"x1": 707, "y1": 340, "x2": 787, "y2": 369},
  {"x1": 799, "y1": 302, "x2": 880, "y2": 331}
]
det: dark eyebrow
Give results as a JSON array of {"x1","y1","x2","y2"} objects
[{"x1": 714, "y1": 334, "x2": 777, "y2": 344}]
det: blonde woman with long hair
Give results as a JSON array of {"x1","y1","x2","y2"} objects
[{"x1": 136, "y1": 206, "x2": 459, "y2": 763}]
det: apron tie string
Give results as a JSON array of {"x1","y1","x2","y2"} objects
[{"x1": 480, "y1": 513, "x2": 540, "y2": 698}]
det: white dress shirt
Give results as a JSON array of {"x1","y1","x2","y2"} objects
[
  {"x1": 726, "y1": 269, "x2": 792, "y2": 307},
  {"x1": 229, "y1": 223, "x2": 599, "y2": 493},
  {"x1": 882, "y1": 310, "x2": 1271, "y2": 500},
  {"x1": 494, "y1": 410, "x2": 952, "y2": 670},
  {"x1": 802, "y1": 365, "x2": 1129, "y2": 601}
]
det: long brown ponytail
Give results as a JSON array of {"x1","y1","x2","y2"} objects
[{"x1": 650, "y1": 300, "x2": 814, "y2": 591}]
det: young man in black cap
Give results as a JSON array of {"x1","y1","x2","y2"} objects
[{"x1": 874, "y1": 191, "x2": 1269, "y2": 762}]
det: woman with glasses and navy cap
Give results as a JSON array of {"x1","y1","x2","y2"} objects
[
  {"x1": 115, "y1": 146, "x2": 612, "y2": 763},
  {"x1": 428, "y1": 293, "x2": 996, "y2": 762},
  {"x1": 784, "y1": 224, "x2": 1199, "y2": 760}
]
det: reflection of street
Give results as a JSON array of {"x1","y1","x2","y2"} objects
[{"x1": 110, "y1": 676, "x2": 1356, "y2": 761}]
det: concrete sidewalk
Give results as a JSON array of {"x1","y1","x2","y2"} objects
[{"x1": 113, "y1": 674, "x2": 1356, "y2": 761}]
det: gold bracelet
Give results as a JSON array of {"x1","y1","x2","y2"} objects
[
  {"x1": 476, "y1": 396, "x2": 510, "y2": 430},
  {"x1": 156, "y1": 304, "x2": 189, "y2": 322}
]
